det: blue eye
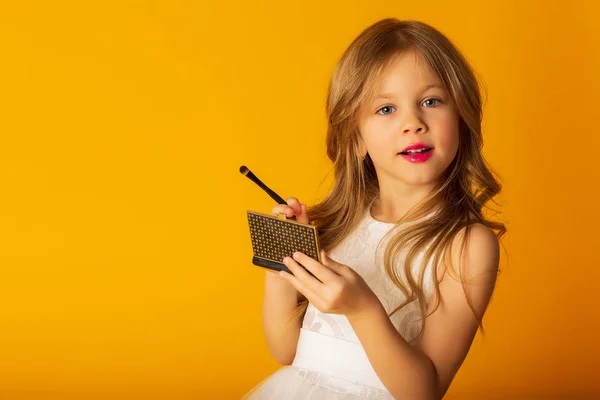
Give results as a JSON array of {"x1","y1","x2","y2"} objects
[
  {"x1": 423, "y1": 98, "x2": 441, "y2": 107},
  {"x1": 376, "y1": 106, "x2": 395, "y2": 115}
]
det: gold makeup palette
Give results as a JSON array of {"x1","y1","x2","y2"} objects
[{"x1": 247, "y1": 210, "x2": 321, "y2": 276}]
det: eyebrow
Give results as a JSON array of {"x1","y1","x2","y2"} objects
[{"x1": 373, "y1": 83, "x2": 444, "y2": 100}]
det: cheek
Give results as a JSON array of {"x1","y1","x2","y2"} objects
[
  {"x1": 436, "y1": 118, "x2": 460, "y2": 155},
  {"x1": 358, "y1": 119, "x2": 386, "y2": 150}
]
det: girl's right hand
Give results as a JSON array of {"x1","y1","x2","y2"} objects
[{"x1": 270, "y1": 197, "x2": 309, "y2": 224}]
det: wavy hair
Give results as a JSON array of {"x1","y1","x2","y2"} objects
[{"x1": 281, "y1": 18, "x2": 507, "y2": 344}]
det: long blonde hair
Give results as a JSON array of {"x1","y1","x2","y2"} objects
[{"x1": 283, "y1": 18, "x2": 506, "y2": 343}]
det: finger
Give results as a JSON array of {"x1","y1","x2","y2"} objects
[
  {"x1": 283, "y1": 255, "x2": 323, "y2": 291},
  {"x1": 286, "y1": 197, "x2": 303, "y2": 217},
  {"x1": 280, "y1": 259, "x2": 317, "y2": 299},
  {"x1": 296, "y1": 203, "x2": 309, "y2": 224},
  {"x1": 271, "y1": 204, "x2": 295, "y2": 218},
  {"x1": 292, "y1": 251, "x2": 340, "y2": 284}
]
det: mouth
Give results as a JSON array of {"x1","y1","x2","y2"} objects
[{"x1": 398, "y1": 147, "x2": 433, "y2": 155}]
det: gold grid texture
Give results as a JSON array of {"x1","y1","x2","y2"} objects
[{"x1": 247, "y1": 211, "x2": 319, "y2": 264}]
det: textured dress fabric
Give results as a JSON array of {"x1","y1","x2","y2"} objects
[{"x1": 242, "y1": 205, "x2": 438, "y2": 399}]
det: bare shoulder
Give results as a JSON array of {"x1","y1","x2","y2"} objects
[
  {"x1": 444, "y1": 222, "x2": 500, "y2": 279},
  {"x1": 415, "y1": 221, "x2": 501, "y2": 397}
]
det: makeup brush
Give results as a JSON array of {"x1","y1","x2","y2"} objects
[{"x1": 239, "y1": 165, "x2": 288, "y2": 205}]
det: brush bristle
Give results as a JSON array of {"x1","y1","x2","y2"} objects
[{"x1": 239, "y1": 165, "x2": 249, "y2": 175}]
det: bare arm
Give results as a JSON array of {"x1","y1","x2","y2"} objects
[
  {"x1": 347, "y1": 223, "x2": 500, "y2": 399},
  {"x1": 262, "y1": 270, "x2": 306, "y2": 365},
  {"x1": 261, "y1": 197, "x2": 309, "y2": 365}
]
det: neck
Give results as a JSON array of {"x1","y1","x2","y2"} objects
[{"x1": 371, "y1": 181, "x2": 437, "y2": 223}]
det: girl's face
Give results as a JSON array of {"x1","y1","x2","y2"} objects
[{"x1": 357, "y1": 50, "x2": 460, "y2": 190}]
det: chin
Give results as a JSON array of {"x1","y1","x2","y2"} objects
[{"x1": 396, "y1": 171, "x2": 441, "y2": 187}]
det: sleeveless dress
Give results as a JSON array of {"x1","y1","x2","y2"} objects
[{"x1": 242, "y1": 205, "x2": 438, "y2": 400}]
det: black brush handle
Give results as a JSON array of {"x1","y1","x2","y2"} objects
[
  {"x1": 241, "y1": 165, "x2": 297, "y2": 220},
  {"x1": 245, "y1": 170, "x2": 287, "y2": 205}
]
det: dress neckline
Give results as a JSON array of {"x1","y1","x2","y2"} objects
[
  {"x1": 365, "y1": 205, "x2": 396, "y2": 227},
  {"x1": 365, "y1": 201, "x2": 437, "y2": 228}
]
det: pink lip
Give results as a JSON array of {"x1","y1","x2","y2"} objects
[
  {"x1": 399, "y1": 148, "x2": 434, "y2": 163},
  {"x1": 402, "y1": 143, "x2": 432, "y2": 152}
]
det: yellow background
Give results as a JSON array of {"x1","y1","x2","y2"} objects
[{"x1": 0, "y1": 1, "x2": 598, "y2": 399}]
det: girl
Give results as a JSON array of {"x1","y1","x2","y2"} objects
[{"x1": 243, "y1": 18, "x2": 506, "y2": 400}]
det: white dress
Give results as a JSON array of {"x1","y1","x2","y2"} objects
[{"x1": 242, "y1": 205, "x2": 438, "y2": 399}]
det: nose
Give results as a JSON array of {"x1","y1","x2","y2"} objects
[{"x1": 401, "y1": 109, "x2": 426, "y2": 135}]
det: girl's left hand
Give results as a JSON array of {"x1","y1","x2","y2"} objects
[{"x1": 279, "y1": 249, "x2": 381, "y2": 318}]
